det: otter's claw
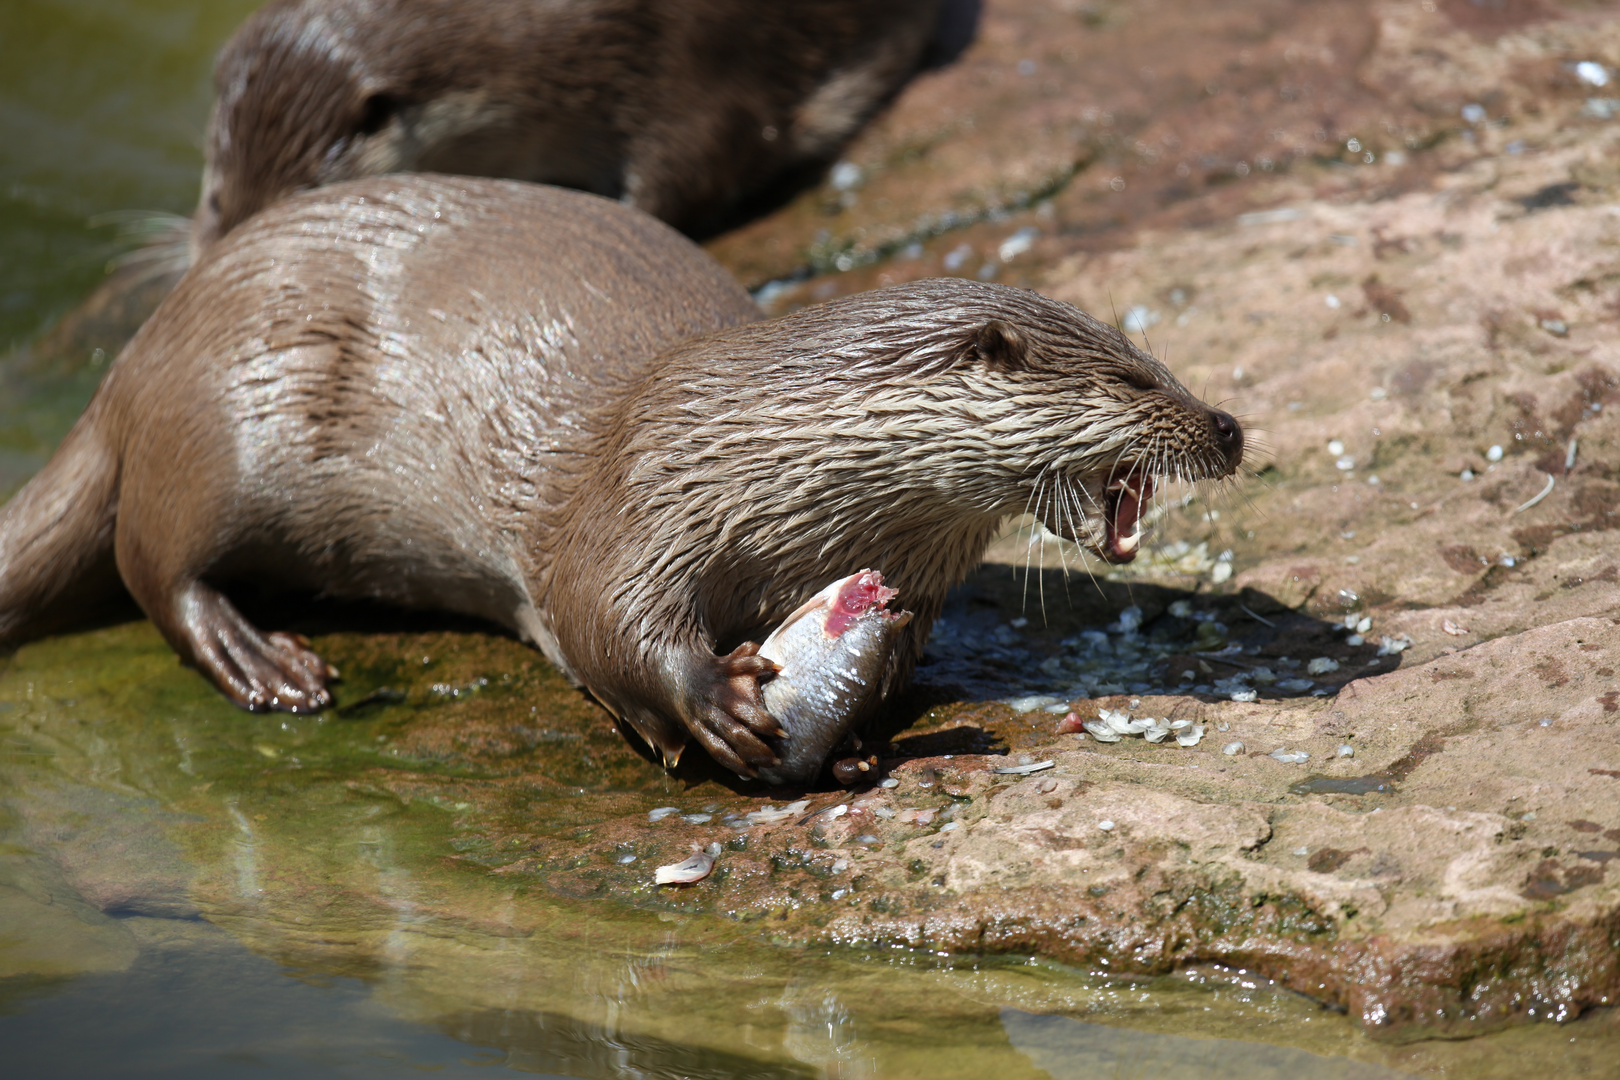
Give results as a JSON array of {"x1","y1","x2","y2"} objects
[
  {"x1": 171, "y1": 583, "x2": 337, "y2": 713},
  {"x1": 683, "y1": 642, "x2": 785, "y2": 776}
]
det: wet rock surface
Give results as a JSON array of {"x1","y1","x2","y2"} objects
[{"x1": 6, "y1": 0, "x2": 1620, "y2": 1059}]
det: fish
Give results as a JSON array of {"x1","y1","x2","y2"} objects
[{"x1": 755, "y1": 570, "x2": 912, "y2": 786}]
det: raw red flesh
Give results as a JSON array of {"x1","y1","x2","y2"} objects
[{"x1": 824, "y1": 570, "x2": 901, "y2": 637}]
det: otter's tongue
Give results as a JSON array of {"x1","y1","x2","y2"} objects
[{"x1": 1104, "y1": 472, "x2": 1155, "y2": 562}]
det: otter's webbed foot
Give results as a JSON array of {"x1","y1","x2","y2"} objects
[
  {"x1": 682, "y1": 642, "x2": 786, "y2": 776},
  {"x1": 173, "y1": 583, "x2": 337, "y2": 713}
]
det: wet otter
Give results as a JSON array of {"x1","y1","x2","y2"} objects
[
  {"x1": 194, "y1": 0, "x2": 980, "y2": 255},
  {"x1": 0, "y1": 178, "x2": 1242, "y2": 775},
  {"x1": 0, "y1": 174, "x2": 757, "y2": 701},
  {"x1": 542, "y1": 283, "x2": 1242, "y2": 772}
]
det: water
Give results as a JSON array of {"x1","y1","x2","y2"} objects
[
  {"x1": 4, "y1": 3, "x2": 1620, "y2": 1077},
  {"x1": 0, "y1": 0, "x2": 254, "y2": 353}
]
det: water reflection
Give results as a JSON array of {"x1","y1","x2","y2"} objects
[
  {"x1": 0, "y1": 919, "x2": 541, "y2": 1079},
  {"x1": 1003, "y1": 1008, "x2": 1415, "y2": 1080}
]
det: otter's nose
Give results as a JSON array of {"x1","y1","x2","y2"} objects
[{"x1": 1209, "y1": 408, "x2": 1244, "y2": 474}]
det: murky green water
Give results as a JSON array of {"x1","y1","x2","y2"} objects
[
  {"x1": 4, "y1": 3, "x2": 1620, "y2": 1077},
  {"x1": 0, "y1": 0, "x2": 262, "y2": 496}
]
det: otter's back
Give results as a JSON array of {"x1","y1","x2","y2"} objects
[{"x1": 104, "y1": 176, "x2": 757, "y2": 618}]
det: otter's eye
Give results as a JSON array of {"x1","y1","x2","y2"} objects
[
  {"x1": 356, "y1": 92, "x2": 401, "y2": 136},
  {"x1": 1124, "y1": 369, "x2": 1158, "y2": 391}
]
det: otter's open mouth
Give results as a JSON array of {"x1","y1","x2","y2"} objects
[{"x1": 1102, "y1": 469, "x2": 1156, "y2": 563}]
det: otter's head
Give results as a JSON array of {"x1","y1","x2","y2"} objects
[
  {"x1": 604, "y1": 278, "x2": 1243, "y2": 641},
  {"x1": 194, "y1": 0, "x2": 634, "y2": 260},
  {"x1": 712, "y1": 278, "x2": 1245, "y2": 571},
  {"x1": 198, "y1": 2, "x2": 386, "y2": 255},
  {"x1": 196, "y1": 0, "x2": 535, "y2": 258},
  {"x1": 935, "y1": 285, "x2": 1244, "y2": 564}
]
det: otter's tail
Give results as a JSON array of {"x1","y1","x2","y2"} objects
[{"x1": 0, "y1": 411, "x2": 122, "y2": 646}]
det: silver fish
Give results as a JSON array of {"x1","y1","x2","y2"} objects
[{"x1": 755, "y1": 570, "x2": 912, "y2": 786}]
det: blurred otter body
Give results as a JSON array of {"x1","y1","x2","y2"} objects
[{"x1": 194, "y1": 0, "x2": 980, "y2": 254}]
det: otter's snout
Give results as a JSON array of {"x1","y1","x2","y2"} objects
[{"x1": 1207, "y1": 408, "x2": 1244, "y2": 476}]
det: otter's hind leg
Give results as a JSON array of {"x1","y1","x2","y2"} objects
[
  {"x1": 164, "y1": 582, "x2": 336, "y2": 712},
  {"x1": 114, "y1": 520, "x2": 336, "y2": 713}
]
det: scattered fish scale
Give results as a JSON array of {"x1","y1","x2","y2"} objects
[
  {"x1": 1377, "y1": 633, "x2": 1414, "y2": 657},
  {"x1": 743, "y1": 800, "x2": 810, "y2": 826},
  {"x1": 1080, "y1": 707, "x2": 1204, "y2": 748},
  {"x1": 993, "y1": 759, "x2": 1055, "y2": 775},
  {"x1": 654, "y1": 850, "x2": 715, "y2": 885},
  {"x1": 1082, "y1": 721, "x2": 1123, "y2": 742}
]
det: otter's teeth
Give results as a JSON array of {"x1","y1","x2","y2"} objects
[{"x1": 1116, "y1": 529, "x2": 1140, "y2": 555}]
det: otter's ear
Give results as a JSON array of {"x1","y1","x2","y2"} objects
[{"x1": 973, "y1": 319, "x2": 1028, "y2": 372}]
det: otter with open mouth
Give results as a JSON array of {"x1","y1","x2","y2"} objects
[
  {"x1": 543, "y1": 279, "x2": 1244, "y2": 773},
  {"x1": 0, "y1": 191, "x2": 1241, "y2": 776}
]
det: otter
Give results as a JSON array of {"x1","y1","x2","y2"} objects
[
  {"x1": 0, "y1": 176, "x2": 1243, "y2": 776},
  {"x1": 192, "y1": 0, "x2": 981, "y2": 256},
  {"x1": 0, "y1": 174, "x2": 758, "y2": 703}
]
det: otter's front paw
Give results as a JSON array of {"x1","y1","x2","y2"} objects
[{"x1": 683, "y1": 642, "x2": 786, "y2": 776}]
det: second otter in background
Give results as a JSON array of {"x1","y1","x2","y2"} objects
[{"x1": 194, "y1": 0, "x2": 980, "y2": 255}]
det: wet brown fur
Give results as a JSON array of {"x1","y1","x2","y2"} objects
[
  {"x1": 0, "y1": 175, "x2": 757, "y2": 722},
  {"x1": 545, "y1": 282, "x2": 1243, "y2": 770},
  {"x1": 195, "y1": 0, "x2": 978, "y2": 253},
  {"x1": 0, "y1": 180, "x2": 1241, "y2": 775}
]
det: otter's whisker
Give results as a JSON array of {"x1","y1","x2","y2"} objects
[
  {"x1": 1021, "y1": 471, "x2": 1050, "y2": 611},
  {"x1": 1015, "y1": 462, "x2": 1045, "y2": 586},
  {"x1": 1023, "y1": 476, "x2": 1049, "y2": 615},
  {"x1": 1062, "y1": 475, "x2": 1109, "y2": 600}
]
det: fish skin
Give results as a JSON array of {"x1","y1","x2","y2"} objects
[{"x1": 755, "y1": 570, "x2": 911, "y2": 785}]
